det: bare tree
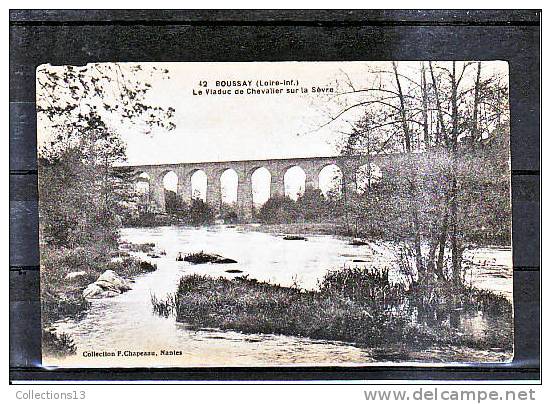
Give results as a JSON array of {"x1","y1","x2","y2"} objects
[{"x1": 313, "y1": 61, "x2": 510, "y2": 289}]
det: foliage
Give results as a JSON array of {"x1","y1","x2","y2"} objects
[
  {"x1": 318, "y1": 267, "x2": 406, "y2": 307},
  {"x1": 41, "y1": 291, "x2": 91, "y2": 326},
  {"x1": 152, "y1": 268, "x2": 512, "y2": 351},
  {"x1": 40, "y1": 243, "x2": 157, "y2": 325},
  {"x1": 219, "y1": 203, "x2": 239, "y2": 224},
  {"x1": 187, "y1": 198, "x2": 215, "y2": 226},
  {"x1": 38, "y1": 139, "x2": 127, "y2": 248},
  {"x1": 295, "y1": 188, "x2": 329, "y2": 221},
  {"x1": 126, "y1": 196, "x2": 217, "y2": 227},
  {"x1": 37, "y1": 63, "x2": 175, "y2": 136},
  {"x1": 257, "y1": 195, "x2": 300, "y2": 224},
  {"x1": 314, "y1": 61, "x2": 511, "y2": 287},
  {"x1": 42, "y1": 329, "x2": 77, "y2": 357},
  {"x1": 38, "y1": 63, "x2": 174, "y2": 349},
  {"x1": 38, "y1": 63, "x2": 176, "y2": 248},
  {"x1": 324, "y1": 129, "x2": 511, "y2": 245},
  {"x1": 164, "y1": 189, "x2": 185, "y2": 215},
  {"x1": 257, "y1": 189, "x2": 335, "y2": 224}
]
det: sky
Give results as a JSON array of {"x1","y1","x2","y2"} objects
[
  {"x1": 114, "y1": 61, "x2": 367, "y2": 165},
  {"x1": 37, "y1": 61, "x2": 509, "y2": 166}
]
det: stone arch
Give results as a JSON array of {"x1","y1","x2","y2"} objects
[
  {"x1": 189, "y1": 169, "x2": 208, "y2": 202},
  {"x1": 220, "y1": 168, "x2": 239, "y2": 205},
  {"x1": 283, "y1": 165, "x2": 306, "y2": 201},
  {"x1": 318, "y1": 164, "x2": 344, "y2": 197},
  {"x1": 135, "y1": 171, "x2": 151, "y2": 212},
  {"x1": 161, "y1": 170, "x2": 178, "y2": 193},
  {"x1": 158, "y1": 170, "x2": 179, "y2": 213},
  {"x1": 250, "y1": 166, "x2": 271, "y2": 206}
]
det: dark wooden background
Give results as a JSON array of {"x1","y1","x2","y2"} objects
[{"x1": 9, "y1": 9, "x2": 541, "y2": 382}]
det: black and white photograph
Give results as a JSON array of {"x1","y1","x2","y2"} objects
[{"x1": 36, "y1": 60, "x2": 513, "y2": 368}]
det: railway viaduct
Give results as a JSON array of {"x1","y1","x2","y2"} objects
[{"x1": 125, "y1": 154, "x2": 403, "y2": 219}]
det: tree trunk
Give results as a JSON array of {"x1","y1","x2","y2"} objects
[
  {"x1": 429, "y1": 62, "x2": 449, "y2": 147},
  {"x1": 471, "y1": 62, "x2": 482, "y2": 150},
  {"x1": 421, "y1": 62, "x2": 430, "y2": 149},
  {"x1": 392, "y1": 62, "x2": 424, "y2": 277},
  {"x1": 436, "y1": 207, "x2": 449, "y2": 279},
  {"x1": 449, "y1": 62, "x2": 462, "y2": 287}
]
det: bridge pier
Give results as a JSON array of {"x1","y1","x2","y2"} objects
[
  {"x1": 206, "y1": 171, "x2": 222, "y2": 210},
  {"x1": 130, "y1": 154, "x2": 379, "y2": 219},
  {"x1": 177, "y1": 171, "x2": 192, "y2": 205},
  {"x1": 270, "y1": 171, "x2": 285, "y2": 197},
  {"x1": 304, "y1": 166, "x2": 319, "y2": 191},
  {"x1": 237, "y1": 172, "x2": 253, "y2": 219},
  {"x1": 150, "y1": 175, "x2": 166, "y2": 213}
]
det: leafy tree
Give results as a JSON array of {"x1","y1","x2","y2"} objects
[
  {"x1": 257, "y1": 196, "x2": 300, "y2": 224},
  {"x1": 219, "y1": 203, "x2": 239, "y2": 224},
  {"x1": 188, "y1": 198, "x2": 214, "y2": 226},
  {"x1": 37, "y1": 63, "x2": 176, "y2": 247},
  {"x1": 164, "y1": 190, "x2": 185, "y2": 215},
  {"x1": 37, "y1": 63, "x2": 175, "y2": 136},
  {"x1": 296, "y1": 188, "x2": 328, "y2": 221}
]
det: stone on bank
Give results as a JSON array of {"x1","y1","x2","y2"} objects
[{"x1": 83, "y1": 270, "x2": 132, "y2": 299}]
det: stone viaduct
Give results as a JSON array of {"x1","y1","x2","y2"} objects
[{"x1": 126, "y1": 154, "x2": 399, "y2": 219}]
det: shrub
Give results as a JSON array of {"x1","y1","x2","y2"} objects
[
  {"x1": 220, "y1": 203, "x2": 239, "y2": 224},
  {"x1": 41, "y1": 291, "x2": 91, "y2": 325},
  {"x1": 152, "y1": 267, "x2": 513, "y2": 352},
  {"x1": 42, "y1": 329, "x2": 77, "y2": 357},
  {"x1": 296, "y1": 188, "x2": 329, "y2": 221},
  {"x1": 319, "y1": 266, "x2": 406, "y2": 308},
  {"x1": 257, "y1": 196, "x2": 299, "y2": 224},
  {"x1": 188, "y1": 198, "x2": 214, "y2": 226}
]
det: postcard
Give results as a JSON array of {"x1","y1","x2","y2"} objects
[{"x1": 37, "y1": 61, "x2": 513, "y2": 367}]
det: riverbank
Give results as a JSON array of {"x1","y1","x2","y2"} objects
[
  {"x1": 43, "y1": 226, "x2": 513, "y2": 366},
  {"x1": 152, "y1": 269, "x2": 513, "y2": 354},
  {"x1": 41, "y1": 241, "x2": 159, "y2": 357},
  {"x1": 236, "y1": 222, "x2": 348, "y2": 237},
  {"x1": 122, "y1": 220, "x2": 346, "y2": 236},
  {"x1": 123, "y1": 219, "x2": 511, "y2": 252}
]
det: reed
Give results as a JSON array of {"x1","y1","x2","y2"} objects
[{"x1": 151, "y1": 269, "x2": 512, "y2": 351}]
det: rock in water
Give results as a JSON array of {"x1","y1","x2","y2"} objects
[
  {"x1": 100, "y1": 290, "x2": 121, "y2": 298},
  {"x1": 283, "y1": 235, "x2": 307, "y2": 241},
  {"x1": 349, "y1": 239, "x2": 369, "y2": 246},
  {"x1": 95, "y1": 270, "x2": 131, "y2": 292},
  {"x1": 139, "y1": 261, "x2": 157, "y2": 271},
  {"x1": 213, "y1": 256, "x2": 238, "y2": 264},
  {"x1": 82, "y1": 270, "x2": 132, "y2": 299},
  {"x1": 184, "y1": 252, "x2": 237, "y2": 264}
]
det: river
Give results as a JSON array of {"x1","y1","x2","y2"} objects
[{"x1": 46, "y1": 225, "x2": 513, "y2": 367}]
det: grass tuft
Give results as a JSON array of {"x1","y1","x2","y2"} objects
[
  {"x1": 42, "y1": 329, "x2": 77, "y2": 357},
  {"x1": 152, "y1": 268, "x2": 512, "y2": 351}
]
